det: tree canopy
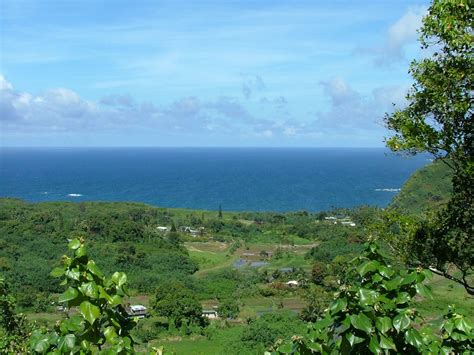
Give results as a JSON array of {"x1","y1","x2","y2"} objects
[{"x1": 384, "y1": 0, "x2": 473, "y2": 294}]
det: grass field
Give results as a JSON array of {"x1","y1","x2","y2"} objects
[{"x1": 416, "y1": 274, "x2": 474, "y2": 326}]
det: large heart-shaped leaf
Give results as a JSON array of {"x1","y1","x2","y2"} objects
[
  {"x1": 393, "y1": 313, "x2": 411, "y2": 332},
  {"x1": 79, "y1": 281, "x2": 99, "y2": 299},
  {"x1": 58, "y1": 287, "x2": 79, "y2": 303},
  {"x1": 111, "y1": 272, "x2": 127, "y2": 287},
  {"x1": 80, "y1": 300, "x2": 100, "y2": 324},
  {"x1": 350, "y1": 313, "x2": 373, "y2": 334},
  {"x1": 68, "y1": 239, "x2": 81, "y2": 250},
  {"x1": 57, "y1": 334, "x2": 76, "y2": 352}
]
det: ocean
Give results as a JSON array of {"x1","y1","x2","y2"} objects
[{"x1": 0, "y1": 147, "x2": 429, "y2": 212}]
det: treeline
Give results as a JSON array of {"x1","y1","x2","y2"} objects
[{"x1": 0, "y1": 198, "x2": 376, "y2": 309}]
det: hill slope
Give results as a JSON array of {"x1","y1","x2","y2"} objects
[{"x1": 390, "y1": 160, "x2": 453, "y2": 215}]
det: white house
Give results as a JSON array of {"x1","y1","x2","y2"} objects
[
  {"x1": 286, "y1": 280, "x2": 299, "y2": 288},
  {"x1": 202, "y1": 310, "x2": 219, "y2": 319}
]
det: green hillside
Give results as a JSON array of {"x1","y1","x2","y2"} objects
[{"x1": 390, "y1": 159, "x2": 453, "y2": 215}]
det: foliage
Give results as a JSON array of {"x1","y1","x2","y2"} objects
[
  {"x1": 217, "y1": 298, "x2": 240, "y2": 319},
  {"x1": 384, "y1": 0, "x2": 473, "y2": 294},
  {"x1": 271, "y1": 242, "x2": 473, "y2": 354},
  {"x1": 299, "y1": 285, "x2": 331, "y2": 323},
  {"x1": 29, "y1": 238, "x2": 137, "y2": 354},
  {"x1": 390, "y1": 160, "x2": 453, "y2": 215},
  {"x1": 239, "y1": 311, "x2": 305, "y2": 354},
  {"x1": 150, "y1": 281, "x2": 206, "y2": 329},
  {"x1": 0, "y1": 276, "x2": 32, "y2": 353}
]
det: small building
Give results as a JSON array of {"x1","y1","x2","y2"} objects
[
  {"x1": 202, "y1": 310, "x2": 218, "y2": 319},
  {"x1": 286, "y1": 280, "x2": 299, "y2": 288},
  {"x1": 181, "y1": 226, "x2": 204, "y2": 237},
  {"x1": 126, "y1": 305, "x2": 148, "y2": 319},
  {"x1": 341, "y1": 221, "x2": 356, "y2": 227},
  {"x1": 156, "y1": 226, "x2": 169, "y2": 232}
]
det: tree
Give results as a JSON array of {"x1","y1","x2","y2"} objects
[
  {"x1": 0, "y1": 276, "x2": 32, "y2": 353},
  {"x1": 151, "y1": 281, "x2": 205, "y2": 328},
  {"x1": 218, "y1": 205, "x2": 223, "y2": 219},
  {"x1": 217, "y1": 298, "x2": 240, "y2": 319},
  {"x1": 384, "y1": 0, "x2": 473, "y2": 294}
]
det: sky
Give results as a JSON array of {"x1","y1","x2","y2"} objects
[{"x1": 0, "y1": 0, "x2": 430, "y2": 147}]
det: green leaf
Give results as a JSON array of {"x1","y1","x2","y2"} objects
[
  {"x1": 405, "y1": 328, "x2": 424, "y2": 348},
  {"x1": 58, "y1": 287, "x2": 79, "y2": 303},
  {"x1": 87, "y1": 260, "x2": 103, "y2": 277},
  {"x1": 79, "y1": 281, "x2": 99, "y2": 299},
  {"x1": 65, "y1": 268, "x2": 80, "y2": 281},
  {"x1": 68, "y1": 239, "x2": 81, "y2": 250},
  {"x1": 395, "y1": 292, "x2": 411, "y2": 304},
  {"x1": 111, "y1": 272, "x2": 127, "y2": 287},
  {"x1": 30, "y1": 331, "x2": 53, "y2": 353},
  {"x1": 358, "y1": 288, "x2": 379, "y2": 306},
  {"x1": 80, "y1": 340, "x2": 91, "y2": 351},
  {"x1": 50, "y1": 267, "x2": 65, "y2": 277},
  {"x1": 346, "y1": 333, "x2": 364, "y2": 346},
  {"x1": 60, "y1": 315, "x2": 84, "y2": 333},
  {"x1": 357, "y1": 260, "x2": 380, "y2": 276},
  {"x1": 454, "y1": 317, "x2": 472, "y2": 333},
  {"x1": 415, "y1": 283, "x2": 433, "y2": 299},
  {"x1": 350, "y1": 313, "x2": 373, "y2": 334},
  {"x1": 368, "y1": 335, "x2": 381, "y2": 354},
  {"x1": 108, "y1": 294, "x2": 123, "y2": 307},
  {"x1": 79, "y1": 300, "x2": 100, "y2": 324},
  {"x1": 57, "y1": 334, "x2": 76, "y2": 352},
  {"x1": 383, "y1": 276, "x2": 402, "y2": 291},
  {"x1": 393, "y1": 313, "x2": 411, "y2": 332},
  {"x1": 379, "y1": 334, "x2": 396, "y2": 351},
  {"x1": 75, "y1": 245, "x2": 87, "y2": 257},
  {"x1": 378, "y1": 266, "x2": 394, "y2": 278},
  {"x1": 277, "y1": 342, "x2": 292, "y2": 353},
  {"x1": 329, "y1": 297, "x2": 347, "y2": 314},
  {"x1": 375, "y1": 317, "x2": 392, "y2": 334},
  {"x1": 442, "y1": 319, "x2": 454, "y2": 336},
  {"x1": 307, "y1": 342, "x2": 323, "y2": 352},
  {"x1": 104, "y1": 326, "x2": 118, "y2": 344},
  {"x1": 401, "y1": 272, "x2": 417, "y2": 285}
]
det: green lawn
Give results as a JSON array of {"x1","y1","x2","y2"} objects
[
  {"x1": 416, "y1": 274, "x2": 474, "y2": 326},
  {"x1": 153, "y1": 325, "x2": 249, "y2": 355}
]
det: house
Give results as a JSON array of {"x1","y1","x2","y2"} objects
[
  {"x1": 156, "y1": 226, "x2": 169, "y2": 232},
  {"x1": 341, "y1": 221, "x2": 356, "y2": 227},
  {"x1": 202, "y1": 310, "x2": 218, "y2": 319},
  {"x1": 126, "y1": 304, "x2": 148, "y2": 319},
  {"x1": 181, "y1": 226, "x2": 204, "y2": 237},
  {"x1": 286, "y1": 280, "x2": 299, "y2": 288}
]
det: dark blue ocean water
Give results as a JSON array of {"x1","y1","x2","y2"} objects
[{"x1": 0, "y1": 148, "x2": 429, "y2": 212}]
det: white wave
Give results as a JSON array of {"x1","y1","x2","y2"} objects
[
  {"x1": 375, "y1": 188, "x2": 400, "y2": 192},
  {"x1": 67, "y1": 193, "x2": 83, "y2": 197}
]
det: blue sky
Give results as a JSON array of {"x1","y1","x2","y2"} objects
[{"x1": 1, "y1": 0, "x2": 430, "y2": 147}]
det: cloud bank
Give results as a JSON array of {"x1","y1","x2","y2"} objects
[{"x1": 1, "y1": 74, "x2": 407, "y2": 146}]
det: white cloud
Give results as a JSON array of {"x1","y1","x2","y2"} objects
[
  {"x1": 387, "y1": 7, "x2": 425, "y2": 50},
  {"x1": 357, "y1": 6, "x2": 427, "y2": 65}
]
